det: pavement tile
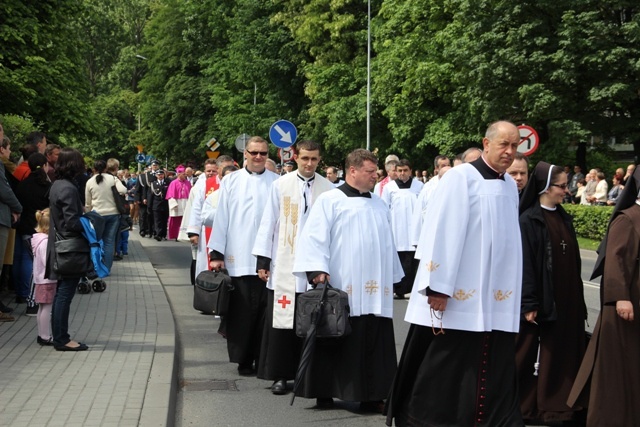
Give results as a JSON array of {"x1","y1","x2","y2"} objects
[{"x1": 0, "y1": 236, "x2": 175, "y2": 427}]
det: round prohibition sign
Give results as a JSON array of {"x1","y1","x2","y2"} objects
[
  {"x1": 278, "y1": 147, "x2": 295, "y2": 161},
  {"x1": 517, "y1": 125, "x2": 539, "y2": 156}
]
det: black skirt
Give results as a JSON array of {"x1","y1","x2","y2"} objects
[
  {"x1": 386, "y1": 325, "x2": 522, "y2": 427},
  {"x1": 296, "y1": 314, "x2": 397, "y2": 402},
  {"x1": 224, "y1": 275, "x2": 267, "y2": 366},
  {"x1": 257, "y1": 289, "x2": 303, "y2": 381}
]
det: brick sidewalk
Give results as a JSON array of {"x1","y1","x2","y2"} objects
[{"x1": 0, "y1": 235, "x2": 176, "y2": 427}]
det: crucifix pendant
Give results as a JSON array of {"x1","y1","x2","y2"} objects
[{"x1": 560, "y1": 240, "x2": 567, "y2": 255}]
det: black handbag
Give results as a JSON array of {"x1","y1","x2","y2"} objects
[
  {"x1": 53, "y1": 231, "x2": 92, "y2": 277},
  {"x1": 194, "y1": 269, "x2": 234, "y2": 315},
  {"x1": 295, "y1": 281, "x2": 351, "y2": 339},
  {"x1": 111, "y1": 184, "x2": 127, "y2": 215}
]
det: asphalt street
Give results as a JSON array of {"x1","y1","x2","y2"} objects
[{"x1": 140, "y1": 238, "x2": 601, "y2": 426}]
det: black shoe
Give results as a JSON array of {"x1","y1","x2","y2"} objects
[
  {"x1": 237, "y1": 363, "x2": 255, "y2": 376},
  {"x1": 15, "y1": 295, "x2": 27, "y2": 304},
  {"x1": 155, "y1": 236, "x2": 162, "y2": 241},
  {"x1": 25, "y1": 304, "x2": 38, "y2": 316},
  {"x1": 55, "y1": 342, "x2": 88, "y2": 351},
  {"x1": 0, "y1": 301, "x2": 13, "y2": 313},
  {"x1": 140, "y1": 232, "x2": 146, "y2": 237},
  {"x1": 37, "y1": 336, "x2": 54, "y2": 346},
  {"x1": 316, "y1": 398, "x2": 334, "y2": 408},
  {"x1": 113, "y1": 254, "x2": 123, "y2": 261},
  {"x1": 394, "y1": 293, "x2": 405, "y2": 300},
  {"x1": 271, "y1": 380, "x2": 287, "y2": 395}
]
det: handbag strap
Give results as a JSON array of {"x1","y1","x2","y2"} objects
[{"x1": 311, "y1": 279, "x2": 331, "y2": 325}]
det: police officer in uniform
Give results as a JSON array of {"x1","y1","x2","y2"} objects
[
  {"x1": 134, "y1": 160, "x2": 159, "y2": 237},
  {"x1": 149, "y1": 169, "x2": 170, "y2": 241}
]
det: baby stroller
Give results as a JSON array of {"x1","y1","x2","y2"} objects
[{"x1": 77, "y1": 213, "x2": 110, "y2": 294}]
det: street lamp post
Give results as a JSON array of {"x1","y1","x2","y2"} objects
[{"x1": 366, "y1": 0, "x2": 371, "y2": 151}]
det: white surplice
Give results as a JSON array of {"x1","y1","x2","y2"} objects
[
  {"x1": 209, "y1": 168, "x2": 280, "y2": 276},
  {"x1": 184, "y1": 176, "x2": 217, "y2": 276},
  {"x1": 381, "y1": 178, "x2": 423, "y2": 251},
  {"x1": 252, "y1": 172, "x2": 334, "y2": 329},
  {"x1": 410, "y1": 175, "x2": 440, "y2": 247},
  {"x1": 292, "y1": 189, "x2": 404, "y2": 319},
  {"x1": 405, "y1": 163, "x2": 522, "y2": 333}
]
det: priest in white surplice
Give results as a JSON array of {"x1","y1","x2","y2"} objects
[
  {"x1": 386, "y1": 121, "x2": 524, "y2": 427},
  {"x1": 209, "y1": 137, "x2": 279, "y2": 376},
  {"x1": 293, "y1": 149, "x2": 404, "y2": 411},
  {"x1": 381, "y1": 159, "x2": 423, "y2": 298},
  {"x1": 182, "y1": 157, "x2": 234, "y2": 286},
  {"x1": 251, "y1": 141, "x2": 334, "y2": 396},
  {"x1": 409, "y1": 154, "x2": 450, "y2": 246}
]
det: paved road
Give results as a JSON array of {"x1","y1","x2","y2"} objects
[{"x1": 140, "y1": 239, "x2": 601, "y2": 426}]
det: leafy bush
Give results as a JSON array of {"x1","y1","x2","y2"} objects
[{"x1": 563, "y1": 204, "x2": 614, "y2": 241}]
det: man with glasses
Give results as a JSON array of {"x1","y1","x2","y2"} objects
[
  {"x1": 387, "y1": 121, "x2": 523, "y2": 426},
  {"x1": 209, "y1": 137, "x2": 279, "y2": 376}
]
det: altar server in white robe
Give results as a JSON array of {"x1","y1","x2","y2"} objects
[
  {"x1": 386, "y1": 121, "x2": 524, "y2": 427},
  {"x1": 252, "y1": 140, "x2": 334, "y2": 395},
  {"x1": 293, "y1": 148, "x2": 404, "y2": 412},
  {"x1": 409, "y1": 155, "x2": 450, "y2": 246},
  {"x1": 209, "y1": 137, "x2": 279, "y2": 376},
  {"x1": 201, "y1": 165, "x2": 238, "y2": 229},
  {"x1": 184, "y1": 156, "x2": 234, "y2": 284},
  {"x1": 381, "y1": 159, "x2": 423, "y2": 298}
]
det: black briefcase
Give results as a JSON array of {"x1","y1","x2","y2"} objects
[
  {"x1": 194, "y1": 269, "x2": 234, "y2": 315},
  {"x1": 295, "y1": 282, "x2": 351, "y2": 339}
]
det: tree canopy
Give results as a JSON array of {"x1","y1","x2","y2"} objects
[{"x1": 1, "y1": 0, "x2": 638, "y2": 170}]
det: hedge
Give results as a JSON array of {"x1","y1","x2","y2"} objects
[{"x1": 562, "y1": 204, "x2": 614, "y2": 241}]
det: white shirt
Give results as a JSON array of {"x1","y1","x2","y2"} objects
[
  {"x1": 209, "y1": 168, "x2": 280, "y2": 276},
  {"x1": 405, "y1": 163, "x2": 522, "y2": 333},
  {"x1": 252, "y1": 172, "x2": 334, "y2": 292},
  {"x1": 381, "y1": 178, "x2": 423, "y2": 251},
  {"x1": 293, "y1": 189, "x2": 404, "y2": 318}
]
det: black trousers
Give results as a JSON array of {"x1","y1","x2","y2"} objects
[
  {"x1": 138, "y1": 204, "x2": 150, "y2": 235},
  {"x1": 153, "y1": 208, "x2": 168, "y2": 238},
  {"x1": 225, "y1": 275, "x2": 267, "y2": 366},
  {"x1": 146, "y1": 204, "x2": 155, "y2": 235}
]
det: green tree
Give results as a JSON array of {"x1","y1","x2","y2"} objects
[{"x1": 0, "y1": 0, "x2": 96, "y2": 141}]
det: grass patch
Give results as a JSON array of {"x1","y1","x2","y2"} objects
[{"x1": 577, "y1": 236, "x2": 601, "y2": 251}]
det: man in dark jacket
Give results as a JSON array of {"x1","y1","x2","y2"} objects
[
  {"x1": 148, "y1": 169, "x2": 169, "y2": 241},
  {"x1": 134, "y1": 160, "x2": 159, "y2": 237}
]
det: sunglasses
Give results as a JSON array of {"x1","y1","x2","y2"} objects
[{"x1": 246, "y1": 150, "x2": 268, "y2": 157}]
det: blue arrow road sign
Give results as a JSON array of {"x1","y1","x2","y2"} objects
[
  {"x1": 136, "y1": 153, "x2": 146, "y2": 163},
  {"x1": 269, "y1": 120, "x2": 297, "y2": 149}
]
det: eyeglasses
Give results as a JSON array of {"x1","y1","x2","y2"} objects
[
  {"x1": 430, "y1": 308, "x2": 445, "y2": 336},
  {"x1": 550, "y1": 183, "x2": 568, "y2": 189},
  {"x1": 246, "y1": 150, "x2": 268, "y2": 157}
]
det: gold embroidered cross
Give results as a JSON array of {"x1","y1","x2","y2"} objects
[
  {"x1": 493, "y1": 290, "x2": 513, "y2": 301},
  {"x1": 365, "y1": 280, "x2": 379, "y2": 295},
  {"x1": 384, "y1": 286, "x2": 390, "y2": 297},
  {"x1": 426, "y1": 261, "x2": 440, "y2": 272},
  {"x1": 452, "y1": 289, "x2": 476, "y2": 301},
  {"x1": 226, "y1": 256, "x2": 235, "y2": 264},
  {"x1": 345, "y1": 285, "x2": 353, "y2": 295}
]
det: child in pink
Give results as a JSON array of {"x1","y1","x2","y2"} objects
[{"x1": 31, "y1": 209, "x2": 57, "y2": 346}]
